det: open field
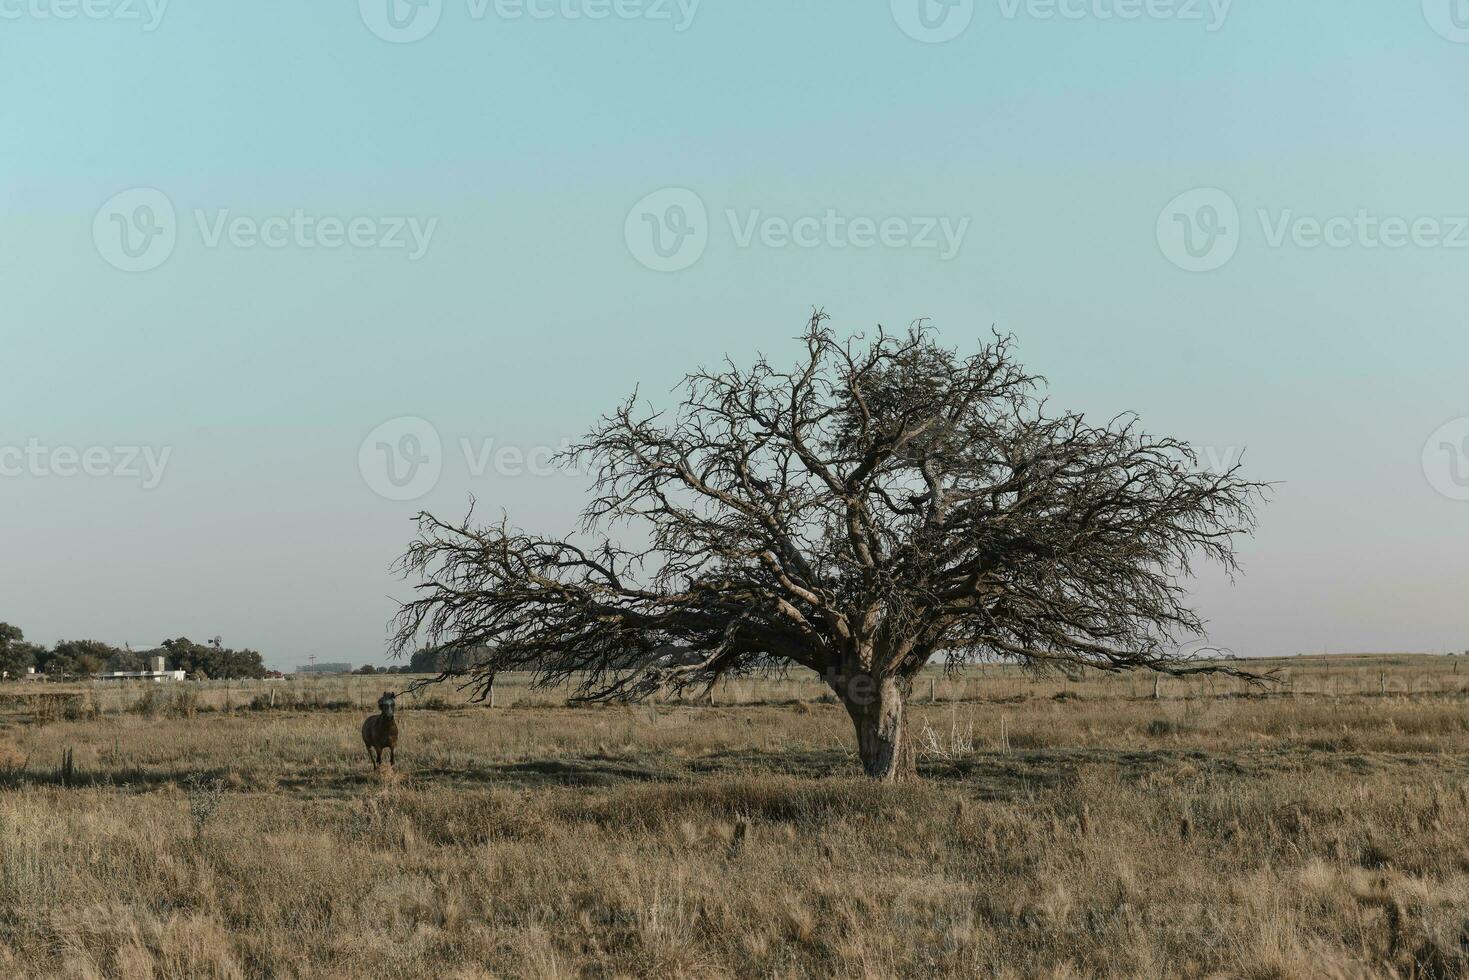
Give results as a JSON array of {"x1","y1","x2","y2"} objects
[{"x1": 3, "y1": 656, "x2": 1469, "y2": 978}]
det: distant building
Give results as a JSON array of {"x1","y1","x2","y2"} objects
[{"x1": 95, "y1": 655, "x2": 187, "y2": 683}]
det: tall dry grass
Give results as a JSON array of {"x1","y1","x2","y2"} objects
[{"x1": 1, "y1": 655, "x2": 1467, "y2": 978}]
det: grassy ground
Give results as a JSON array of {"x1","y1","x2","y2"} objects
[{"x1": 2, "y1": 657, "x2": 1468, "y2": 978}]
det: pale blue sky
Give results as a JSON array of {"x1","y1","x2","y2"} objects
[{"x1": 2, "y1": 1, "x2": 1467, "y2": 667}]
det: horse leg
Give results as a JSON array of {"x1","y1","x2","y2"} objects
[{"x1": 388, "y1": 745, "x2": 395, "y2": 767}]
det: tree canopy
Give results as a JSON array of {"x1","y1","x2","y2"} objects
[
  {"x1": 160, "y1": 637, "x2": 268, "y2": 680},
  {"x1": 392, "y1": 314, "x2": 1266, "y2": 778},
  {"x1": 0, "y1": 625, "x2": 270, "y2": 680},
  {"x1": 0, "y1": 623, "x2": 42, "y2": 679},
  {"x1": 43, "y1": 639, "x2": 121, "y2": 677}
]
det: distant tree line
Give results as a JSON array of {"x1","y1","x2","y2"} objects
[
  {"x1": 0, "y1": 621, "x2": 504, "y2": 681},
  {"x1": 349, "y1": 645, "x2": 495, "y2": 676},
  {"x1": 0, "y1": 623, "x2": 268, "y2": 680},
  {"x1": 158, "y1": 637, "x2": 269, "y2": 680}
]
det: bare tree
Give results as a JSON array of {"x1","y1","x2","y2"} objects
[{"x1": 391, "y1": 313, "x2": 1267, "y2": 779}]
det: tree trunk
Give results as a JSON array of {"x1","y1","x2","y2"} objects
[{"x1": 839, "y1": 674, "x2": 915, "y2": 781}]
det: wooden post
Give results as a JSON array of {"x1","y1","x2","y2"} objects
[{"x1": 930, "y1": 677, "x2": 937, "y2": 703}]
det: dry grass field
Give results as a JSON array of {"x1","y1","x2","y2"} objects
[{"x1": 2, "y1": 655, "x2": 1468, "y2": 978}]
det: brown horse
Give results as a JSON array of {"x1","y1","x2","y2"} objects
[{"x1": 362, "y1": 691, "x2": 399, "y2": 770}]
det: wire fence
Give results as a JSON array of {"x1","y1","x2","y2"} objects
[{"x1": 3, "y1": 655, "x2": 1466, "y2": 717}]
